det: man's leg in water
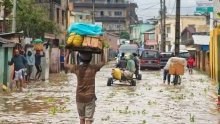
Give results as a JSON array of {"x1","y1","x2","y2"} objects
[{"x1": 80, "y1": 119, "x2": 85, "y2": 124}]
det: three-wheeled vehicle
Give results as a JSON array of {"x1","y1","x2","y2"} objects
[{"x1": 107, "y1": 68, "x2": 137, "y2": 86}]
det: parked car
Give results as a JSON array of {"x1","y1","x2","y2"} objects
[
  {"x1": 170, "y1": 45, "x2": 190, "y2": 60},
  {"x1": 160, "y1": 52, "x2": 173, "y2": 68},
  {"x1": 140, "y1": 49, "x2": 161, "y2": 70}
]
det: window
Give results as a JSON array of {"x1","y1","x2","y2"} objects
[
  {"x1": 115, "y1": 11, "x2": 122, "y2": 16},
  {"x1": 108, "y1": 11, "x2": 112, "y2": 16},
  {"x1": 142, "y1": 51, "x2": 159, "y2": 58},
  {"x1": 107, "y1": 0, "x2": 111, "y2": 3},
  {"x1": 100, "y1": 11, "x2": 104, "y2": 16},
  {"x1": 149, "y1": 34, "x2": 155, "y2": 40},
  {"x1": 62, "y1": 10, "x2": 65, "y2": 25},
  {"x1": 56, "y1": 8, "x2": 60, "y2": 23},
  {"x1": 166, "y1": 26, "x2": 171, "y2": 33}
]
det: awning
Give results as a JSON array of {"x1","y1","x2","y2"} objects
[{"x1": 192, "y1": 35, "x2": 210, "y2": 45}]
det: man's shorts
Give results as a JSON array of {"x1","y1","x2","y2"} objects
[
  {"x1": 14, "y1": 69, "x2": 24, "y2": 81},
  {"x1": 76, "y1": 99, "x2": 96, "y2": 121}
]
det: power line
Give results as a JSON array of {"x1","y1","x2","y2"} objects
[
  {"x1": 171, "y1": 0, "x2": 176, "y2": 14},
  {"x1": 142, "y1": 3, "x2": 160, "y2": 10}
]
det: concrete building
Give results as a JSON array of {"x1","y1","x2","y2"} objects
[
  {"x1": 130, "y1": 24, "x2": 155, "y2": 47},
  {"x1": 144, "y1": 28, "x2": 157, "y2": 50},
  {"x1": 156, "y1": 15, "x2": 209, "y2": 52},
  {"x1": 69, "y1": 11, "x2": 92, "y2": 24},
  {"x1": 36, "y1": 0, "x2": 68, "y2": 43},
  {"x1": 70, "y1": 0, "x2": 138, "y2": 34}
]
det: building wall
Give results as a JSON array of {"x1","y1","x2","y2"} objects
[
  {"x1": 104, "y1": 33, "x2": 119, "y2": 51},
  {"x1": 156, "y1": 15, "x2": 209, "y2": 52},
  {"x1": 130, "y1": 24, "x2": 155, "y2": 44},
  {"x1": 71, "y1": 0, "x2": 137, "y2": 33}
]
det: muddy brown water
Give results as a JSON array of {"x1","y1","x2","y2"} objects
[{"x1": 0, "y1": 63, "x2": 219, "y2": 124}]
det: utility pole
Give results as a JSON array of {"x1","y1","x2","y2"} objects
[
  {"x1": 160, "y1": 0, "x2": 163, "y2": 52},
  {"x1": 174, "y1": 0, "x2": 180, "y2": 56},
  {"x1": 160, "y1": 0, "x2": 166, "y2": 52},
  {"x1": 92, "y1": 0, "x2": 95, "y2": 24},
  {"x1": 66, "y1": 0, "x2": 69, "y2": 29},
  {"x1": 12, "y1": 0, "x2": 17, "y2": 33},
  {"x1": 162, "y1": 0, "x2": 166, "y2": 52}
]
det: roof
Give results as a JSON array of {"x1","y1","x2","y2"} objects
[
  {"x1": 181, "y1": 27, "x2": 196, "y2": 35},
  {"x1": 0, "y1": 37, "x2": 13, "y2": 43},
  {"x1": 192, "y1": 35, "x2": 210, "y2": 45}
]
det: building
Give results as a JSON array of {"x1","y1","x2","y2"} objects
[
  {"x1": 0, "y1": 33, "x2": 22, "y2": 86},
  {"x1": 192, "y1": 35, "x2": 210, "y2": 73},
  {"x1": 144, "y1": 28, "x2": 157, "y2": 49},
  {"x1": 181, "y1": 26, "x2": 209, "y2": 46},
  {"x1": 69, "y1": 11, "x2": 92, "y2": 24},
  {"x1": 156, "y1": 15, "x2": 209, "y2": 52},
  {"x1": 130, "y1": 23, "x2": 155, "y2": 47},
  {"x1": 70, "y1": 0, "x2": 138, "y2": 34},
  {"x1": 36, "y1": 0, "x2": 68, "y2": 44}
]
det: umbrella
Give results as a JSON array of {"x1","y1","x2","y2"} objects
[{"x1": 31, "y1": 39, "x2": 44, "y2": 44}]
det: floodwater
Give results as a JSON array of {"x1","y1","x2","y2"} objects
[{"x1": 0, "y1": 62, "x2": 219, "y2": 124}]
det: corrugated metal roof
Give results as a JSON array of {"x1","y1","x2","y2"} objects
[{"x1": 192, "y1": 35, "x2": 210, "y2": 45}]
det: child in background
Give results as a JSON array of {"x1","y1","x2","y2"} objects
[{"x1": 187, "y1": 56, "x2": 195, "y2": 74}]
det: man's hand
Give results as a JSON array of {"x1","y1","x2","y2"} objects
[{"x1": 64, "y1": 50, "x2": 75, "y2": 73}]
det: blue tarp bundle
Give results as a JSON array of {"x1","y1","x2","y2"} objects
[{"x1": 67, "y1": 23, "x2": 104, "y2": 36}]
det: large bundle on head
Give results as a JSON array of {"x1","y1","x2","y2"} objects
[
  {"x1": 168, "y1": 57, "x2": 187, "y2": 75},
  {"x1": 65, "y1": 23, "x2": 109, "y2": 54},
  {"x1": 31, "y1": 39, "x2": 44, "y2": 51}
]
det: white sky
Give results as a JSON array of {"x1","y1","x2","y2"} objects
[{"x1": 133, "y1": 0, "x2": 211, "y2": 21}]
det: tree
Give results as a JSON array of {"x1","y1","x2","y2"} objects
[
  {"x1": 16, "y1": 0, "x2": 60, "y2": 38},
  {"x1": 0, "y1": 0, "x2": 13, "y2": 32},
  {"x1": 120, "y1": 31, "x2": 130, "y2": 40}
]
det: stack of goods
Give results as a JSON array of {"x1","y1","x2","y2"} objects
[
  {"x1": 32, "y1": 39, "x2": 44, "y2": 51},
  {"x1": 66, "y1": 23, "x2": 109, "y2": 54},
  {"x1": 168, "y1": 57, "x2": 187, "y2": 75}
]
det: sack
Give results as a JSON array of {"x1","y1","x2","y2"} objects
[
  {"x1": 169, "y1": 63, "x2": 185, "y2": 75},
  {"x1": 67, "y1": 23, "x2": 104, "y2": 36},
  {"x1": 112, "y1": 68, "x2": 122, "y2": 80},
  {"x1": 123, "y1": 70, "x2": 133, "y2": 79}
]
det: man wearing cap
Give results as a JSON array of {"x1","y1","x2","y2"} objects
[{"x1": 65, "y1": 50, "x2": 105, "y2": 124}]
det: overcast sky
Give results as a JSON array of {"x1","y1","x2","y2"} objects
[{"x1": 134, "y1": 0, "x2": 210, "y2": 21}]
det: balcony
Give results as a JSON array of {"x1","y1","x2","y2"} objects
[{"x1": 73, "y1": 3, "x2": 129, "y2": 9}]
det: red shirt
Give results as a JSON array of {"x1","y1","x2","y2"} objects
[{"x1": 187, "y1": 58, "x2": 194, "y2": 67}]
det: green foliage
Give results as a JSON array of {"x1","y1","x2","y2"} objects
[
  {"x1": 120, "y1": 31, "x2": 130, "y2": 40},
  {"x1": 0, "y1": 0, "x2": 13, "y2": 15},
  {"x1": 16, "y1": 0, "x2": 60, "y2": 38}
]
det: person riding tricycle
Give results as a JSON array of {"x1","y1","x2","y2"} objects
[{"x1": 107, "y1": 53, "x2": 138, "y2": 86}]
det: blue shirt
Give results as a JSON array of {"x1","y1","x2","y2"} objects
[
  {"x1": 60, "y1": 55, "x2": 64, "y2": 63},
  {"x1": 26, "y1": 55, "x2": 35, "y2": 66},
  {"x1": 11, "y1": 55, "x2": 27, "y2": 71}
]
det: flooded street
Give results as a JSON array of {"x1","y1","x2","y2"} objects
[{"x1": 0, "y1": 62, "x2": 219, "y2": 124}]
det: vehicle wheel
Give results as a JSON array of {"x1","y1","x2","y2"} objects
[
  {"x1": 131, "y1": 80, "x2": 136, "y2": 86},
  {"x1": 140, "y1": 67, "x2": 144, "y2": 70},
  {"x1": 137, "y1": 74, "x2": 142, "y2": 80},
  {"x1": 107, "y1": 78, "x2": 113, "y2": 86}
]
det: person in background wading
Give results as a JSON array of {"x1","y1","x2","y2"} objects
[
  {"x1": 64, "y1": 50, "x2": 105, "y2": 124},
  {"x1": 35, "y1": 50, "x2": 45, "y2": 80},
  {"x1": 60, "y1": 51, "x2": 65, "y2": 72},
  {"x1": 26, "y1": 51, "x2": 35, "y2": 83},
  {"x1": 8, "y1": 49, "x2": 27, "y2": 92},
  {"x1": 133, "y1": 53, "x2": 139, "y2": 79}
]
